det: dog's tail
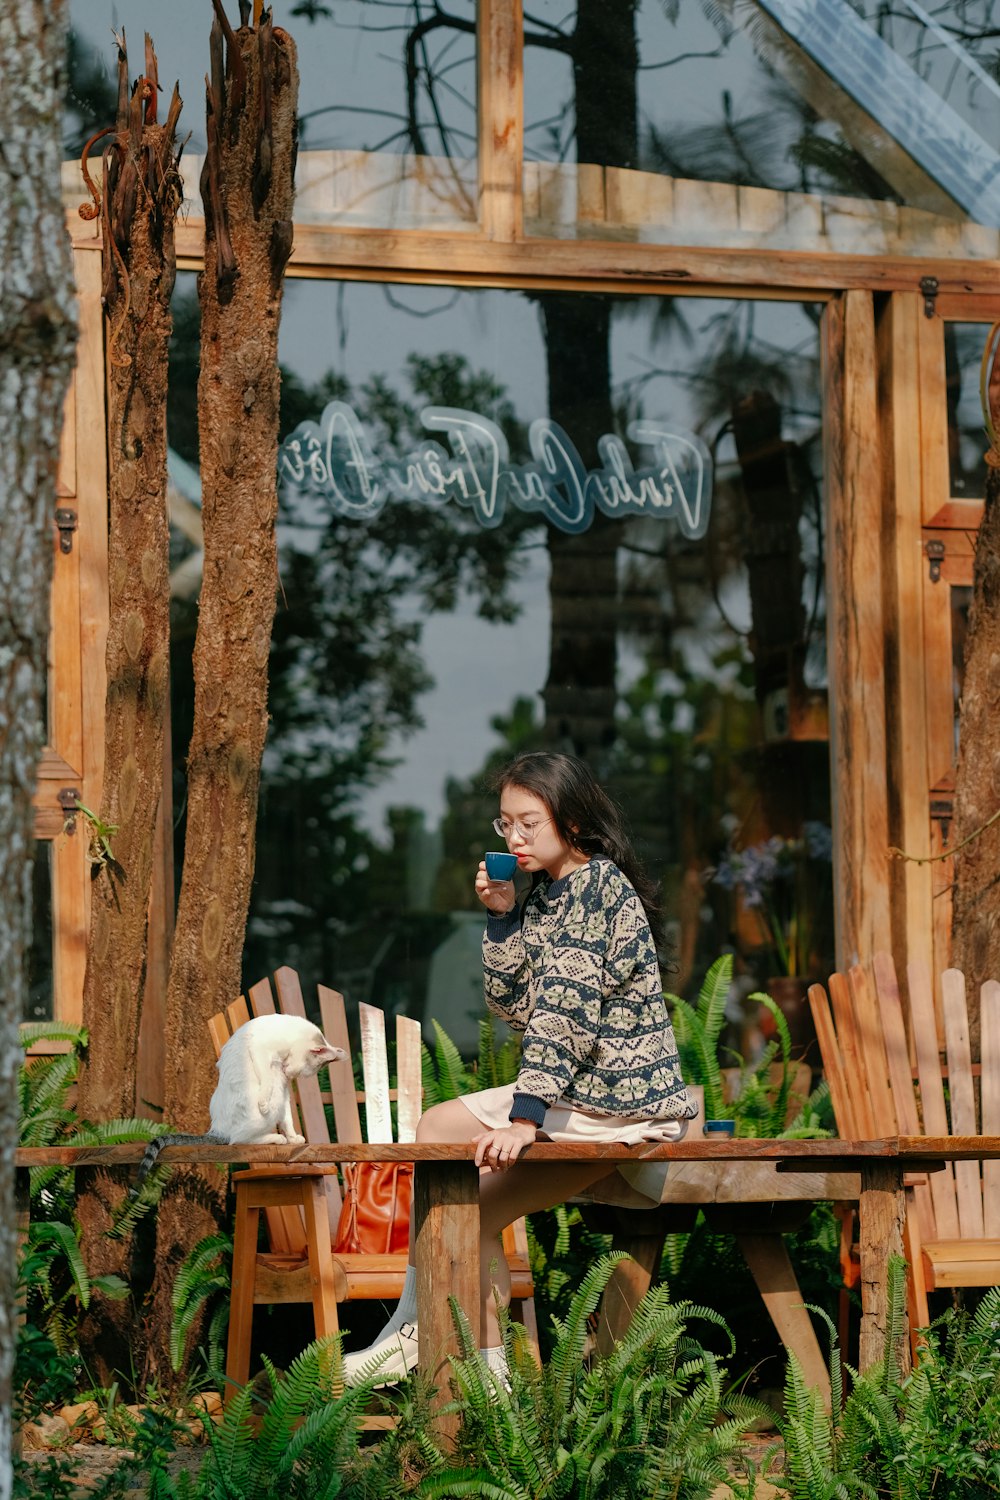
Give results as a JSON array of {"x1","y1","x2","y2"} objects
[{"x1": 130, "y1": 1131, "x2": 224, "y2": 1199}]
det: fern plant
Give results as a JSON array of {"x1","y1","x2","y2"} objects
[
  {"x1": 668, "y1": 954, "x2": 828, "y2": 1138},
  {"x1": 170, "y1": 1232, "x2": 234, "y2": 1380},
  {"x1": 420, "y1": 1254, "x2": 771, "y2": 1500}
]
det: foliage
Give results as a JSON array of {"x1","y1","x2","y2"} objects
[
  {"x1": 774, "y1": 1258, "x2": 1000, "y2": 1499},
  {"x1": 668, "y1": 953, "x2": 831, "y2": 1137},
  {"x1": 707, "y1": 824, "x2": 833, "y2": 979},
  {"x1": 420, "y1": 1015, "x2": 521, "y2": 1107},
  {"x1": 422, "y1": 1255, "x2": 770, "y2": 1499},
  {"x1": 170, "y1": 1233, "x2": 234, "y2": 1381}
]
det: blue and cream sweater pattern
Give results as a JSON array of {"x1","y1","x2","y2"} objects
[{"x1": 483, "y1": 857, "x2": 696, "y2": 1127}]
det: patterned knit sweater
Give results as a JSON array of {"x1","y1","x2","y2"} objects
[{"x1": 483, "y1": 856, "x2": 696, "y2": 1127}]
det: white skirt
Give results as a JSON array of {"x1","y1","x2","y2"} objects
[{"x1": 459, "y1": 1081, "x2": 688, "y2": 1146}]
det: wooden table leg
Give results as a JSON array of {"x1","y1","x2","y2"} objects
[
  {"x1": 858, "y1": 1161, "x2": 907, "y2": 1375},
  {"x1": 414, "y1": 1159, "x2": 480, "y2": 1443},
  {"x1": 734, "y1": 1232, "x2": 832, "y2": 1408}
]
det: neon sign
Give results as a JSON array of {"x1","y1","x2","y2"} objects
[{"x1": 279, "y1": 401, "x2": 712, "y2": 537}]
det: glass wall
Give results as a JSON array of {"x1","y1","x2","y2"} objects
[
  {"x1": 947, "y1": 322, "x2": 993, "y2": 500},
  {"x1": 523, "y1": 1, "x2": 1000, "y2": 257},
  {"x1": 65, "y1": 0, "x2": 478, "y2": 228},
  {"x1": 167, "y1": 276, "x2": 832, "y2": 1048}
]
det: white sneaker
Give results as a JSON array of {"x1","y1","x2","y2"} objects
[{"x1": 342, "y1": 1321, "x2": 419, "y2": 1386}]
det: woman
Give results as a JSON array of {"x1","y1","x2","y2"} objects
[{"x1": 343, "y1": 751, "x2": 695, "y2": 1386}]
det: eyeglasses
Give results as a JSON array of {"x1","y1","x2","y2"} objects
[{"x1": 492, "y1": 816, "x2": 552, "y2": 843}]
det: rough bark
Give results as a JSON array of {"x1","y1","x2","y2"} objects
[
  {"x1": 951, "y1": 448, "x2": 1000, "y2": 1050},
  {"x1": 73, "y1": 34, "x2": 182, "y2": 1386},
  {"x1": 0, "y1": 1, "x2": 78, "y2": 1488},
  {"x1": 148, "y1": 0, "x2": 297, "y2": 1385}
]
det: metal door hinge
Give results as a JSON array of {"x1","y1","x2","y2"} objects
[
  {"x1": 920, "y1": 275, "x2": 939, "y2": 318},
  {"x1": 58, "y1": 788, "x2": 81, "y2": 832},
  {"x1": 926, "y1": 537, "x2": 945, "y2": 582},
  {"x1": 54, "y1": 507, "x2": 78, "y2": 554}
]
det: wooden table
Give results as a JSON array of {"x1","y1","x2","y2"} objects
[{"x1": 17, "y1": 1136, "x2": 996, "y2": 1437}]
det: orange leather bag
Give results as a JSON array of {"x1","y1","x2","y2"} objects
[{"x1": 332, "y1": 1161, "x2": 413, "y2": 1255}]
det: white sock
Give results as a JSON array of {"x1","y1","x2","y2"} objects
[{"x1": 368, "y1": 1264, "x2": 418, "y2": 1346}]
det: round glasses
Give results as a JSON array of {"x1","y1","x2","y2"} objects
[{"x1": 492, "y1": 816, "x2": 551, "y2": 843}]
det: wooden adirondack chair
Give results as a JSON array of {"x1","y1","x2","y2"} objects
[
  {"x1": 809, "y1": 952, "x2": 1000, "y2": 1344},
  {"x1": 209, "y1": 967, "x2": 537, "y2": 1397}
]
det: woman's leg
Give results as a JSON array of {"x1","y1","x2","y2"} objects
[{"x1": 478, "y1": 1160, "x2": 612, "y2": 1346}]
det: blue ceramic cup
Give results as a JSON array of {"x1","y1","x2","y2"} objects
[
  {"x1": 485, "y1": 851, "x2": 518, "y2": 881},
  {"x1": 703, "y1": 1119, "x2": 735, "y2": 1138}
]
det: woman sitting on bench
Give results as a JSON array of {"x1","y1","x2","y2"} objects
[{"x1": 343, "y1": 749, "x2": 696, "y2": 1386}]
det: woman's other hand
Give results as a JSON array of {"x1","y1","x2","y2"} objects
[
  {"x1": 476, "y1": 860, "x2": 515, "y2": 915},
  {"x1": 473, "y1": 1121, "x2": 537, "y2": 1170}
]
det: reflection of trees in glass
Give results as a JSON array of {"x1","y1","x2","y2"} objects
[{"x1": 167, "y1": 289, "x2": 535, "y2": 1003}]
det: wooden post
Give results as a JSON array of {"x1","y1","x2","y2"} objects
[
  {"x1": 823, "y1": 291, "x2": 893, "y2": 969},
  {"x1": 858, "y1": 1161, "x2": 908, "y2": 1374},
  {"x1": 414, "y1": 1160, "x2": 480, "y2": 1443},
  {"x1": 478, "y1": 0, "x2": 523, "y2": 240}
]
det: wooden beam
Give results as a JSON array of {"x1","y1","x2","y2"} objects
[
  {"x1": 824, "y1": 291, "x2": 892, "y2": 969},
  {"x1": 478, "y1": 0, "x2": 522, "y2": 241},
  {"x1": 879, "y1": 293, "x2": 933, "y2": 982}
]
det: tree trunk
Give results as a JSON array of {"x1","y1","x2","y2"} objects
[
  {"x1": 148, "y1": 1, "x2": 298, "y2": 1384},
  {"x1": 74, "y1": 35, "x2": 183, "y2": 1387},
  {"x1": 951, "y1": 451, "x2": 1000, "y2": 1049},
  {"x1": 0, "y1": 1, "x2": 78, "y2": 1488}
]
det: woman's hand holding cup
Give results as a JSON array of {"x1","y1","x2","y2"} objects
[{"x1": 477, "y1": 851, "x2": 517, "y2": 914}]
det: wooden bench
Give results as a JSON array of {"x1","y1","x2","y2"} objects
[{"x1": 809, "y1": 953, "x2": 1000, "y2": 1345}]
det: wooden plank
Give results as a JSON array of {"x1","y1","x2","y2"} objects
[
  {"x1": 414, "y1": 1160, "x2": 480, "y2": 1439},
  {"x1": 395, "y1": 1014, "x2": 423, "y2": 1144},
  {"x1": 274, "y1": 968, "x2": 333, "y2": 1148},
  {"x1": 873, "y1": 953, "x2": 935, "y2": 1244},
  {"x1": 359, "y1": 1002, "x2": 393, "y2": 1144},
  {"x1": 849, "y1": 965, "x2": 898, "y2": 1134},
  {"x1": 878, "y1": 296, "x2": 934, "y2": 979},
  {"x1": 941, "y1": 969, "x2": 985, "y2": 1238},
  {"x1": 981, "y1": 979, "x2": 1000, "y2": 1236},
  {"x1": 907, "y1": 960, "x2": 959, "y2": 1237},
  {"x1": 735, "y1": 1233, "x2": 831, "y2": 1407},
  {"x1": 318, "y1": 986, "x2": 363, "y2": 1145},
  {"x1": 207, "y1": 1011, "x2": 232, "y2": 1059},
  {"x1": 858, "y1": 1161, "x2": 908, "y2": 1374},
  {"x1": 477, "y1": 0, "x2": 522, "y2": 241},
  {"x1": 248, "y1": 978, "x2": 276, "y2": 1016},
  {"x1": 807, "y1": 982, "x2": 857, "y2": 1136},
  {"x1": 823, "y1": 293, "x2": 892, "y2": 969},
  {"x1": 828, "y1": 971, "x2": 877, "y2": 1137}
]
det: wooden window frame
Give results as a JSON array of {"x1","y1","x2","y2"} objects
[{"x1": 54, "y1": 0, "x2": 1000, "y2": 1038}]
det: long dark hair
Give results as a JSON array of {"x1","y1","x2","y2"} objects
[{"x1": 492, "y1": 751, "x2": 664, "y2": 946}]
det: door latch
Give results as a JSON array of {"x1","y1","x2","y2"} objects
[
  {"x1": 54, "y1": 507, "x2": 78, "y2": 554},
  {"x1": 920, "y1": 275, "x2": 939, "y2": 318},
  {"x1": 58, "y1": 788, "x2": 81, "y2": 833},
  {"x1": 926, "y1": 538, "x2": 946, "y2": 582}
]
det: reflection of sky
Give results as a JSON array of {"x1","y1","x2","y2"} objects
[{"x1": 273, "y1": 282, "x2": 822, "y2": 835}]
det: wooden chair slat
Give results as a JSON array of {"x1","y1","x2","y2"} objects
[
  {"x1": 395, "y1": 1014, "x2": 423, "y2": 1144},
  {"x1": 849, "y1": 965, "x2": 897, "y2": 1134},
  {"x1": 808, "y1": 983, "x2": 857, "y2": 1136},
  {"x1": 359, "y1": 1002, "x2": 393, "y2": 1144},
  {"x1": 274, "y1": 966, "x2": 333, "y2": 1150},
  {"x1": 907, "y1": 959, "x2": 959, "y2": 1239},
  {"x1": 318, "y1": 987, "x2": 364, "y2": 1145},
  {"x1": 873, "y1": 954, "x2": 935, "y2": 1244},
  {"x1": 828, "y1": 971, "x2": 876, "y2": 1137},
  {"x1": 227, "y1": 995, "x2": 253, "y2": 1031},
  {"x1": 981, "y1": 980, "x2": 1000, "y2": 1237},
  {"x1": 248, "y1": 978, "x2": 276, "y2": 1016},
  {"x1": 941, "y1": 969, "x2": 985, "y2": 1240},
  {"x1": 208, "y1": 1011, "x2": 232, "y2": 1061}
]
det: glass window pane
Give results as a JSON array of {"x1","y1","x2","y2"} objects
[
  {"x1": 26, "y1": 842, "x2": 54, "y2": 1022},
  {"x1": 523, "y1": 1, "x2": 1000, "y2": 256},
  {"x1": 153, "y1": 279, "x2": 828, "y2": 1048},
  {"x1": 65, "y1": 1, "x2": 477, "y2": 228},
  {"x1": 946, "y1": 322, "x2": 991, "y2": 500}
]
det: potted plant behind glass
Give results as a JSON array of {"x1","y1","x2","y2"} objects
[{"x1": 708, "y1": 821, "x2": 833, "y2": 1057}]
